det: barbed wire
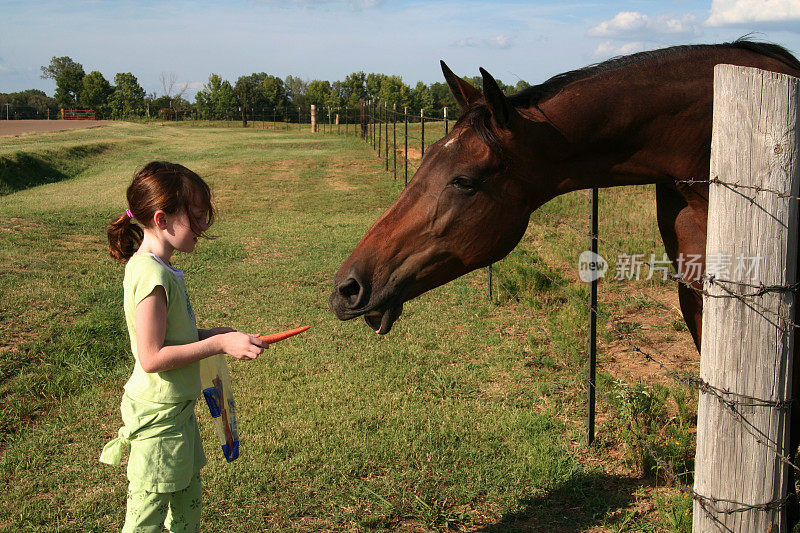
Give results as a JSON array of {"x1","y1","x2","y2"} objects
[
  {"x1": 533, "y1": 205, "x2": 800, "y2": 336},
  {"x1": 678, "y1": 177, "x2": 800, "y2": 202}
]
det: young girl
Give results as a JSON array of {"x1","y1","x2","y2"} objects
[{"x1": 101, "y1": 161, "x2": 267, "y2": 532}]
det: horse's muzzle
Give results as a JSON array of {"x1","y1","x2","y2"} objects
[{"x1": 329, "y1": 269, "x2": 403, "y2": 334}]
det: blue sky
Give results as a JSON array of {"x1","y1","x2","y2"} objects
[{"x1": 2, "y1": 0, "x2": 799, "y2": 98}]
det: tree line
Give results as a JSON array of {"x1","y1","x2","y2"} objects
[{"x1": 1, "y1": 56, "x2": 532, "y2": 121}]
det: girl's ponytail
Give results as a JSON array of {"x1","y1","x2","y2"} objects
[{"x1": 107, "y1": 212, "x2": 143, "y2": 262}]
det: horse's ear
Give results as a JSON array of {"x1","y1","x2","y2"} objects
[
  {"x1": 441, "y1": 60, "x2": 481, "y2": 110},
  {"x1": 479, "y1": 67, "x2": 520, "y2": 129}
]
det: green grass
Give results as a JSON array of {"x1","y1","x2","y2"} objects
[{"x1": 0, "y1": 121, "x2": 696, "y2": 531}]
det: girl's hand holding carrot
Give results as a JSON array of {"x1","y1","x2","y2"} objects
[{"x1": 217, "y1": 331, "x2": 268, "y2": 360}]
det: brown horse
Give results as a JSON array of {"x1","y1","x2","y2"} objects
[
  {"x1": 330, "y1": 40, "x2": 799, "y2": 342},
  {"x1": 329, "y1": 40, "x2": 800, "y2": 519}
]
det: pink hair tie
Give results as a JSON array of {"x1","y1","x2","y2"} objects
[{"x1": 125, "y1": 209, "x2": 134, "y2": 219}]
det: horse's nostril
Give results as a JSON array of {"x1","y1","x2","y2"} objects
[{"x1": 338, "y1": 277, "x2": 363, "y2": 307}]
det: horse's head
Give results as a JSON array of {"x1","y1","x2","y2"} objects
[{"x1": 329, "y1": 62, "x2": 564, "y2": 333}]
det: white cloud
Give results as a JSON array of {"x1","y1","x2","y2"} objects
[
  {"x1": 588, "y1": 11, "x2": 699, "y2": 38},
  {"x1": 489, "y1": 34, "x2": 512, "y2": 49},
  {"x1": 705, "y1": 0, "x2": 800, "y2": 26},
  {"x1": 588, "y1": 11, "x2": 648, "y2": 36},
  {"x1": 453, "y1": 34, "x2": 514, "y2": 49},
  {"x1": 593, "y1": 41, "x2": 644, "y2": 57}
]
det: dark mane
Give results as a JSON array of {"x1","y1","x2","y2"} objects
[
  {"x1": 508, "y1": 39, "x2": 800, "y2": 107},
  {"x1": 455, "y1": 39, "x2": 800, "y2": 156}
]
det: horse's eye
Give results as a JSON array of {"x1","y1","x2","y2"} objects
[{"x1": 451, "y1": 176, "x2": 477, "y2": 193}]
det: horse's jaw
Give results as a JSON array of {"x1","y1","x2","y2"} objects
[{"x1": 363, "y1": 302, "x2": 404, "y2": 335}]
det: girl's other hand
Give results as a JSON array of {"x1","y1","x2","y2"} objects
[{"x1": 219, "y1": 332, "x2": 268, "y2": 360}]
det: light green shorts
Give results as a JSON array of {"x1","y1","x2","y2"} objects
[
  {"x1": 123, "y1": 471, "x2": 202, "y2": 533},
  {"x1": 100, "y1": 393, "x2": 207, "y2": 493}
]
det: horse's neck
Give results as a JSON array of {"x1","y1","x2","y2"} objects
[{"x1": 527, "y1": 66, "x2": 711, "y2": 195}]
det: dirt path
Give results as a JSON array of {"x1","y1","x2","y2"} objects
[{"x1": 0, "y1": 120, "x2": 117, "y2": 137}]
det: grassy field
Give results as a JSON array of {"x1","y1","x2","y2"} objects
[{"x1": 0, "y1": 122, "x2": 697, "y2": 532}]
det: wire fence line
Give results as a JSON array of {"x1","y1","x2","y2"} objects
[
  {"x1": 318, "y1": 103, "x2": 800, "y2": 523},
  {"x1": 309, "y1": 100, "x2": 452, "y2": 186}
]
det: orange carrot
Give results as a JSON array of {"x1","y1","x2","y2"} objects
[{"x1": 258, "y1": 325, "x2": 310, "y2": 344}]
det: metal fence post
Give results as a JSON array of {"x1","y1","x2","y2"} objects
[
  {"x1": 487, "y1": 265, "x2": 493, "y2": 301},
  {"x1": 587, "y1": 187, "x2": 598, "y2": 446},
  {"x1": 404, "y1": 106, "x2": 408, "y2": 186},
  {"x1": 385, "y1": 102, "x2": 389, "y2": 171},
  {"x1": 421, "y1": 109, "x2": 425, "y2": 159},
  {"x1": 393, "y1": 104, "x2": 397, "y2": 180}
]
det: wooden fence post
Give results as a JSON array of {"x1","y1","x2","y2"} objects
[
  {"x1": 310, "y1": 105, "x2": 316, "y2": 133},
  {"x1": 693, "y1": 65, "x2": 800, "y2": 532}
]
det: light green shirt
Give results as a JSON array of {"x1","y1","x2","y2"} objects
[{"x1": 123, "y1": 253, "x2": 200, "y2": 403}]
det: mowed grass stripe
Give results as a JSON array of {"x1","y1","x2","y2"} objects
[{"x1": 0, "y1": 124, "x2": 596, "y2": 531}]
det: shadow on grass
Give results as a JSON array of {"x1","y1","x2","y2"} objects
[
  {"x1": 0, "y1": 143, "x2": 114, "y2": 196},
  {"x1": 0, "y1": 152, "x2": 71, "y2": 195},
  {"x1": 477, "y1": 471, "x2": 646, "y2": 532}
]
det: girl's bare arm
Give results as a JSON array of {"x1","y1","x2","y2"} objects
[{"x1": 135, "y1": 287, "x2": 266, "y2": 373}]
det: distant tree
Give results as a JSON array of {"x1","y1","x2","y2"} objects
[
  {"x1": 284, "y1": 75, "x2": 308, "y2": 109},
  {"x1": 150, "y1": 94, "x2": 193, "y2": 120},
  {"x1": 463, "y1": 75, "x2": 482, "y2": 92},
  {"x1": 234, "y1": 74, "x2": 258, "y2": 125},
  {"x1": 514, "y1": 80, "x2": 531, "y2": 93},
  {"x1": 0, "y1": 89, "x2": 57, "y2": 118},
  {"x1": 195, "y1": 74, "x2": 236, "y2": 119},
  {"x1": 341, "y1": 71, "x2": 367, "y2": 108},
  {"x1": 305, "y1": 80, "x2": 333, "y2": 108},
  {"x1": 171, "y1": 96, "x2": 193, "y2": 115},
  {"x1": 256, "y1": 74, "x2": 288, "y2": 111},
  {"x1": 217, "y1": 82, "x2": 235, "y2": 119},
  {"x1": 377, "y1": 75, "x2": 411, "y2": 111},
  {"x1": 196, "y1": 74, "x2": 219, "y2": 118},
  {"x1": 411, "y1": 81, "x2": 435, "y2": 115},
  {"x1": 79, "y1": 71, "x2": 113, "y2": 117},
  {"x1": 429, "y1": 81, "x2": 458, "y2": 114},
  {"x1": 330, "y1": 80, "x2": 346, "y2": 109},
  {"x1": 365, "y1": 73, "x2": 385, "y2": 100},
  {"x1": 159, "y1": 72, "x2": 189, "y2": 109},
  {"x1": 498, "y1": 79, "x2": 515, "y2": 95},
  {"x1": 40, "y1": 56, "x2": 85, "y2": 108},
  {"x1": 109, "y1": 72, "x2": 145, "y2": 118},
  {"x1": 151, "y1": 95, "x2": 173, "y2": 112}
]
